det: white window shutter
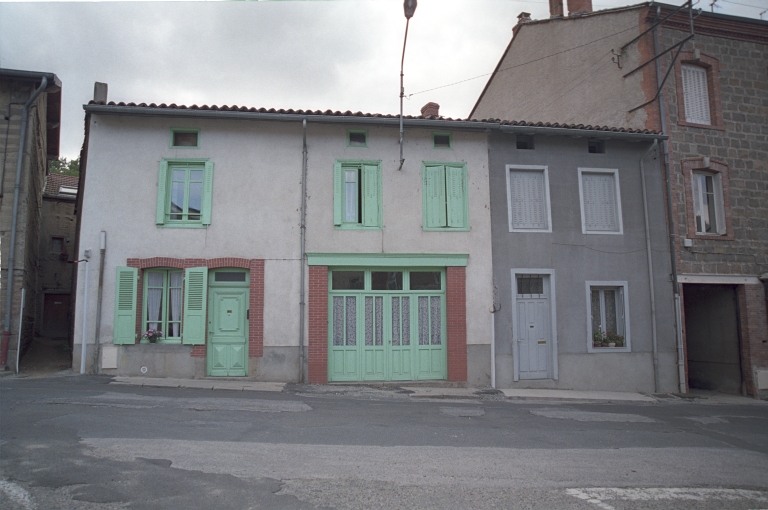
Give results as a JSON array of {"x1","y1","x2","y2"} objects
[
  {"x1": 510, "y1": 171, "x2": 546, "y2": 229},
  {"x1": 682, "y1": 65, "x2": 711, "y2": 125},
  {"x1": 582, "y1": 173, "x2": 618, "y2": 232}
]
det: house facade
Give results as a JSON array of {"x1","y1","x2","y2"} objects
[
  {"x1": 76, "y1": 97, "x2": 494, "y2": 385},
  {"x1": 471, "y1": 1, "x2": 768, "y2": 397},
  {"x1": 0, "y1": 69, "x2": 61, "y2": 371},
  {"x1": 487, "y1": 125, "x2": 674, "y2": 392}
]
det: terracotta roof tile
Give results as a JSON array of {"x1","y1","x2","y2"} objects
[
  {"x1": 44, "y1": 174, "x2": 78, "y2": 197},
  {"x1": 87, "y1": 100, "x2": 660, "y2": 135}
]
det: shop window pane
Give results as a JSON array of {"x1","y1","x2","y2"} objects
[
  {"x1": 365, "y1": 297, "x2": 373, "y2": 346},
  {"x1": 372, "y1": 272, "x2": 403, "y2": 290},
  {"x1": 410, "y1": 272, "x2": 441, "y2": 291},
  {"x1": 332, "y1": 271, "x2": 364, "y2": 290},
  {"x1": 418, "y1": 296, "x2": 429, "y2": 345},
  {"x1": 333, "y1": 297, "x2": 344, "y2": 346},
  {"x1": 431, "y1": 296, "x2": 441, "y2": 345},
  {"x1": 402, "y1": 297, "x2": 410, "y2": 346},
  {"x1": 392, "y1": 297, "x2": 401, "y2": 346},
  {"x1": 345, "y1": 296, "x2": 356, "y2": 346}
]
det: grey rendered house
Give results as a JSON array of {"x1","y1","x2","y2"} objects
[
  {"x1": 470, "y1": 0, "x2": 768, "y2": 397},
  {"x1": 484, "y1": 124, "x2": 674, "y2": 392}
]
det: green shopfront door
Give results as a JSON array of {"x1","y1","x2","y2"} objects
[
  {"x1": 328, "y1": 269, "x2": 446, "y2": 382},
  {"x1": 207, "y1": 270, "x2": 249, "y2": 377}
]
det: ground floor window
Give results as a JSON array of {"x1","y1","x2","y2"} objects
[
  {"x1": 586, "y1": 281, "x2": 630, "y2": 352},
  {"x1": 144, "y1": 269, "x2": 183, "y2": 343}
]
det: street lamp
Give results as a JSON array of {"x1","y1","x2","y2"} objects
[{"x1": 398, "y1": 0, "x2": 417, "y2": 170}]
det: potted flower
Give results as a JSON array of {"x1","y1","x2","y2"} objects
[
  {"x1": 607, "y1": 331, "x2": 624, "y2": 348},
  {"x1": 593, "y1": 331, "x2": 604, "y2": 348},
  {"x1": 141, "y1": 328, "x2": 163, "y2": 344}
]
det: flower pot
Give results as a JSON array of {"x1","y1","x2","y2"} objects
[{"x1": 608, "y1": 342, "x2": 616, "y2": 347}]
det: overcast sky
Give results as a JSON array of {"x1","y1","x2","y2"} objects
[{"x1": 1, "y1": 0, "x2": 765, "y2": 159}]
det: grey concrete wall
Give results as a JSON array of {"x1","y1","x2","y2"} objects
[
  {"x1": 488, "y1": 131, "x2": 678, "y2": 392},
  {"x1": 471, "y1": 8, "x2": 649, "y2": 130}
]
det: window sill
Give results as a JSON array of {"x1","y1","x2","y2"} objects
[
  {"x1": 582, "y1": 230, "x2": 623, "y2": 235},
  {"x1": 588, "y1": 346, "x2": 630, "y2": 353},
  {"x1": 335, "y1": 225, "x2": 382, "y2": 230},
  {"x1": 423, "y1": 227, "x2": 470, "y2": 232},
  {"x1": 688, "y1": 231, "x2": 733, "y2": 241},
  {"x1": 158, "y1": 223, "x2": 208, "y2": 229},
  {"x1": 677, "y1": 119, "x2": 724, "y2": 131}
]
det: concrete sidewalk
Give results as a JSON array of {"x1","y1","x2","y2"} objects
[{"x1": 110, "y1": 376, "x2": 285, "y2": 392}]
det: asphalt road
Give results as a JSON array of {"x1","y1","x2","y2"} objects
[{"x1": 1, "y1": 375, "x2": 767, "y2": 509}]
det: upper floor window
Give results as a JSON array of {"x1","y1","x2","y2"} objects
[
  {"x1": 422, "y1": 162, "x2": 469, "y2": 231},
  {"x1": 578, "y1": 168, "x2": 623, "y2": 235},
  {"x1": 507, "y1": 165, "x2": 551, "y2": 233},
  {"x1": 333, "y1": 161, "x2": 381, "y2": 229},
  {"x1": 156, "y1": 160, "x2": 213, "y2": 228},
  {"x1": 681, "y1": 64, "x2": 711, "y2": 125},
  {"x1": 171, "y1": 128, "x2": 200, "y2": 148},
  {"x1": 674, "y1": 51, "x2": 723, "y2": 130},
  {"x1": 682, "y1": 157, "x2": 731, "y2": 240}
]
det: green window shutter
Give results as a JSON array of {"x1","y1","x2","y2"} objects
[
  {"x1": 156, "y1": 161, "x2": 168, "y2": 225},
  {"x1": 182, "y1": 266, "x2": 208, "y2": 345},
  {"x1": 362, "y1": 164, "x2": 380, "y2": 227},
  {"x1": 446, "y1": 165, "x2": 467, "y2": 228},
  {"x1": 201, "y1": 161, "x2": 214, "y2": 225},
  {"x1": 333, "y1": 162, "x2": 343, "y2": 226},
  {"x1": 424, "y1": 165, "x2": 447, "y2": 228},
  {"x1": 114, "y1": 266, "x2": 138, "y2": 344}
]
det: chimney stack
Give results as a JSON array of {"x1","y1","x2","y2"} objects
[
  {"x1": 567, "y1": 0, "x2": 592, "y2": 15},
  {"x1": 420, "y1": 102, "x2": 440, "y2": 118},
  {"x1": 549, "y1": 0, "x2": 563, "y2": 18},
  {"x1": 93, "y1": 82, "x2": 108, "y2": 103}
]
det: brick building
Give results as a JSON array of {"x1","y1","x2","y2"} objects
[
  {"x1": 470, "y1": 1, "x2": 768, "y2": 397},
  {"x1": 0, "y1": 69, "x2": 61, "y2": 371}
]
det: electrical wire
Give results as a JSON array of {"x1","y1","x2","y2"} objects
[
  {"x1": 408, "y1": 24, "x2": 637, "y2": 98},
  {"x1": 720, "y1": 0, "x2": 768, "y2": 8}
]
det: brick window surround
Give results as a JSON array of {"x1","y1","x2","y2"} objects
[
  {"x1": 306, "y1": 265, "x2": 468, "y2": 384},
  {"x1": 674, "y1": 51, "x2": 724, "y2": 130},
  {"x1": 126, "y1": 257, "x2": 264, "y2": 358},
  {"x1": 681, "y1": 157, "x2": 733, "y2": 241}
]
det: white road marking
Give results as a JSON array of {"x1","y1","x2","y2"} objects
[
  {"x1": 566, "y1": 487, "x2": 768, "y2": 509},
  {"x1": 0, "y1": 479, "x2": 36, "y2": 510}
]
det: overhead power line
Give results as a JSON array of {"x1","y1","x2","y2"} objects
[{"x1": 408, "y1": 24, "x2": 637, "y2": 98}]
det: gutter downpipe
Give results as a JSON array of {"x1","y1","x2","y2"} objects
[
  {"x1": 640, "y1": 139, "x2": 660, "y2": 393},
  {"x1": 299, "y1": 119, "x2": 308, "y2": 383},
  {"x1": 79, "y1": 254, "x2": 90, "y2": 374},
  {"x1": 94, "y1": 231, "x2": 106, "y2": 373},
  {"x1": 1, "y1": 76, "x2": 47, "y2": 368},
  {"x1": 654, "y1": 5, "x2": 686, "y2": 393}
]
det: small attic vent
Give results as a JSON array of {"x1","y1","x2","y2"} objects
[
  {"x1": 172, "y1": 129, "x2": 199, "y2": 148},
  {"x1": 433, "y1": 133, "x2": 452, "y2": 149},
  {"x1": 348, "y1": 130, "x2": 368, "y2": 147},
  {"x1": 588, "y1": 139, "x2": 605, "y2": 153},
  {"x1": 516, "y1": 135, "x2": 534, "y2": 150}
]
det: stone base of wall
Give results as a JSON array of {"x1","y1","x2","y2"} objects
[
  {"x1": 248, "y1": 346, "x2": 300, "y2": 382},
  {"x1": 467, "y1": 344, "x2": 491, "y2": 388}
]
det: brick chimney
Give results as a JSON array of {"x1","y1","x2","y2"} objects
[
  {"x1": 420, "y1": 102, "x2": 440, "y2": 118},
  {"x1": 513, "y1": 12, "x2": 531, "y2": 36},
  {"x1": 549, "y1": 0, "x2": 563, "y2": 18},
  {"x1": 567, "y1": 0, "x2": 592, "y2": 15}
]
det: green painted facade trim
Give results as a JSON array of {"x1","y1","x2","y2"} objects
[
  {"x1": 333, "y1": 160, "x2": 382, "y2": 230},
  {"x1": 170, "y1": 127, "x2": 201, "y2": 149},
  {"x1": 421, "y1": 161, "x2": 470, "y2": 232},
  {"x1": 306, "y1": 253, "x2": 468, "y2": 267}
]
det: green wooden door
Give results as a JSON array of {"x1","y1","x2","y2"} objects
[
  {"x1": 328, "y1": 269, "x2": 446, "y2": 382},
  {"x1": 207, "y1": 287, "x2": 248, "y2": 376}
]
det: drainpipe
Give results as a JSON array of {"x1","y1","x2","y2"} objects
[
  {"x1": 94, "y1": 231, "x2": 107, "y2": 372},
  {"x1": 654, "y1": 6, "x2": 686, "y2": 393},
  {"x1": 640, "y1": 139, "x2": 660, "y2": 393},
  {"x1": 298, "y1": 119, "x2": 308, "y2": 383},
  {"x1": 1, "y1": 76, "x2": 48, "y2": 368},
  {"x1": 79, "y1": 251, "x2": 91, "y2": 374}
]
